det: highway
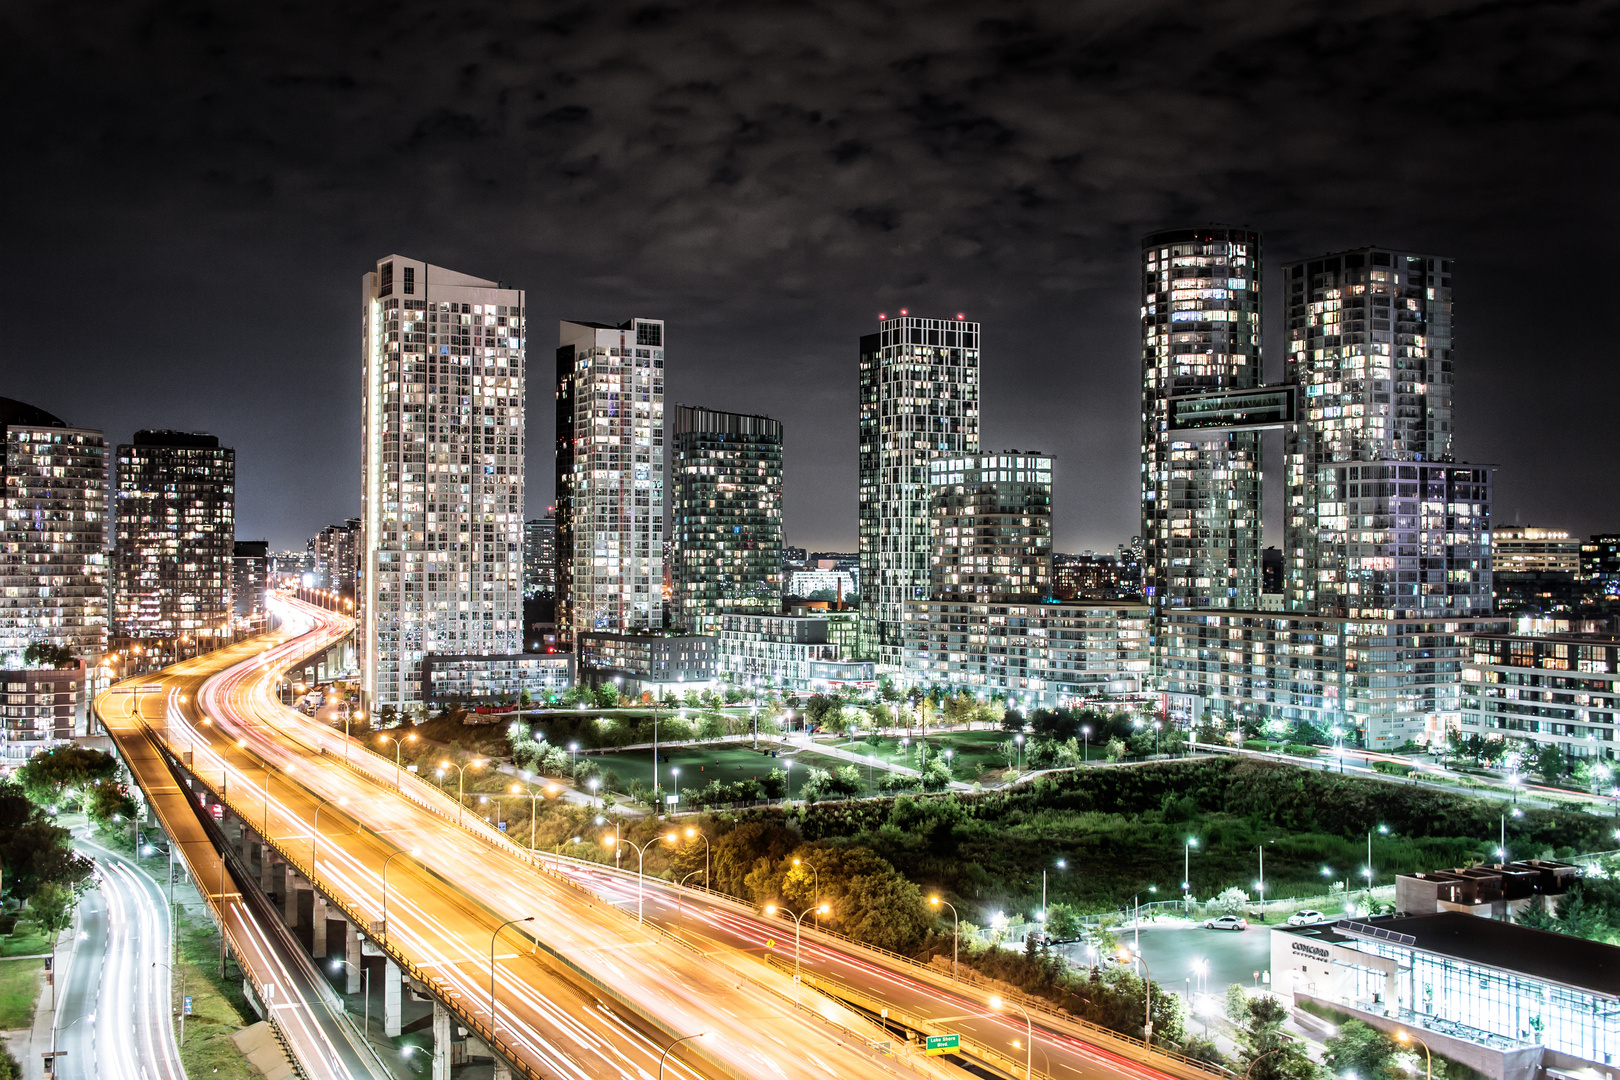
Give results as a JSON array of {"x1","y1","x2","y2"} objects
[
  {"x1": 124, "y1": 595, "x2": 959, "y2": 1080},
  {"x1": 550, "y1": 859, "x2": 1206, "y2": 1080},
  {"x1": 97, "y1": 644, "x2": 392, "y2": 1080}
]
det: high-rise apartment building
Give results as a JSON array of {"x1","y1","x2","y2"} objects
[
  {"x1": 1494, "y1": 526, "x2": 1581, "y2": 574},
  {"x1": 555, "y1": 318, "x2": 665, "y2": 640},
  {"x1": 1140, "y1": 227, "x2": 1264, "y2": 614},
  {"x1": 311, "y1": 518, "x2": 361, "y2": 599},
  {"x1": 0, "y1": 398, "x2": 107, "y2": 664},
  {"x1": 672, "y1": 405, "x2": 783, "y2": 633},
  {"x1": 1282, "y1": 248, "x2": 1490, "y2": 618},
  {"x1": 232, "y1": 540, "x2": 268, "y2": 618},
  {"x1": 858, "y1": 313, "x2": 980, "y2": 663},
  {"x1": 360, "y1": 256, "x2": 526, "y2": 708},
  {"x1": 114, "y1": 430, "x2": 235, "y2": 643},
  {"x1": 523, "y1": 515, "x2": 556, "y2": 599},
  {"x1": 926, "y1": 451, "x2": 1052, "y2": 602}
]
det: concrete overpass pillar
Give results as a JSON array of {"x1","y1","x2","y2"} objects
[
  {"x1": 241, "y1": 828, "x2": 255, "y2": 867},
  {"x1": 312, "y1": 892, "x2": 329, "y2": 957},
  {"x1": 383, "y1": 959, "x2": 402, "y2": 1037},
  {"x1": 432, "y1": 1000, "x2": 451, "y2": 1080},
  {"x1": 493, "y1": 1061, "x2": 512, "y2": 1080},
  {"x1": 283, "y1": 868, "x2": 301, "y2": 928},
  {"x1": 260, "y1": 849, "x2": 275, "y2": 894},
  {"x1": 345, "y1": 921, "x2": 362, "y2": 995}
]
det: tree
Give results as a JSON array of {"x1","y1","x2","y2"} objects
[
  {"x1": 1105, "y1": 736, "x2": 1127, "y2": 763},
  {"x1": 22, "y1": 642, "x2": 74, "y2": 668},
  {"x1": 16, "y1": 745, "x2": 119, "y2": 807},
  {"x1": 593, "y1": 683, "x2": 620, "y2": 709},
  {"x1": 86, "y1": 782, "x2": 137, "y2": 829},
  {"x1": 1234, "y1": 995, "x2": 1320, "y2": 1080},
  {"x1": 1208, "y1": 887, "x2": 1249, "y2": 915},
  {"x1": 1536, "y1": 743, "x2": 1566, "y2": 786},
  {"x1": 920, "y1": 759, "x2": 953, "y2": 792},
  {"x1": 1324, "y1": 1020, "x2": 1401, "y2": 1080},
  {"x1": 825, "y1": 766, "x2": 863, "y2": 799},
  {"x1": 0, "y1": 1043, "x2": 21, "y2": 1080},
  {"x1": 31, "y1": 881, "x2": 77, "y2": 934}
]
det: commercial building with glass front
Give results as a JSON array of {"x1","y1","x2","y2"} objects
[{"x1": 1273, "y1": 914, "x2": 1620, "y2": 1079}]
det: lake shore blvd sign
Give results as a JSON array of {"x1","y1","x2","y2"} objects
[{"x1": 925, "y1": 1034, "x2": 961, "y2": 1056}]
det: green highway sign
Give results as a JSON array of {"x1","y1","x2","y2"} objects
[{"x1": 925, "y1": 1034, "x2": 961, "y2": 1056}]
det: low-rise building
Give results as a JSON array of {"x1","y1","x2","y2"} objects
[
  {"x1": 1162, "y1": 610, "x2": 1508, "y2": 748},
  {"x1": 787, "y1": 569, "x2": 857, "y2": 600},
  {"x1": 901, "y1": 600, "x2": 1150, "y2": 709},
  {"x1": 715, "y1": 613, "x2": 876, "y2": 693},
  {"x1": 420, "y1": 653, "x2": 574, "y2": 704},
  {"x1": 1461, "y1": 632, "x2": 1620, "y2": 761},
  {"x1": 579, "y1": 632, "x2": 715, "y2": 695},
  {"x1": 0, "y1": 664, "x2": 86, "y2": 761}
]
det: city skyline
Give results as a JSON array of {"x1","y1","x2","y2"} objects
[{"x1": 4, "y1": 3, "x2": 1615, "y2": 554}]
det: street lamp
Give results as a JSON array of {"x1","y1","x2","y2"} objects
[
  {"x1": 380, "y1": 848, "x2": 421, "y2": 939},
  {"x1": 490, "y1": 916, "x2": 536, "y2": 1043},
  {"x1": 791, "y1": 856, "x2": 820, "y2": 902},
  {"x1": 929, "y1": 896, "x2": 959, "y2": 979},
  {"x1": 435, "y1": 759, "x2": 482, "y2": 826},
  {"x1": 1120, "y1": 948, "x2": 1154, "y2": 1046},
  {"x1": 657, "y1": 1032, "x2": 706, "y2": 1080},
  {"x1": 511, "y1": 783, "x2": 544, "y2": 850},
  {"x1": 611, "y1": 835, "x2": 668, "y2": 923},
  {"x1": 666, "y1": 826, "x2": 710, "y2": 889},
  {"x1": 764, "y1": 902, "x2": 830, "y2": 983},
  {"x1": 153, "y1": 961, "x2": 188, "y2": 1046},
  {"x1": 1396, "y1": 1030, "x2": 1432, "y2": 1080},
  {"x1": 377, "y1": 732, "x2": 417, "y2": 789},
  {"x1": 989, "y1": 994, "x2": 1033, "y2": 1080},
  {"x1": 312, "y1": 796, "x2": 348, "y2": 870},
  {"x1": 1184, "y1": 838, "x2": 1198, "y2": 913},
  {"x1": 1015, "y1": 733, "x2": 1024, "y2": 776},
  {"x1": 1081, "y1": 724, "x2": 1092, "y2": 763}
]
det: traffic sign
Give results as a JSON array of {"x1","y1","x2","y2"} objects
[
  {"x1": 925, "y1": 1034, "x2": 961, "y2": 1056},
  {"x1": 183, "y1": 995, "x2": 193, "y2": 1016}
]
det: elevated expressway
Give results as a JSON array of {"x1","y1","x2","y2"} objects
[{"x1": 102, "y1": 596, "x2": 952, "y2": 1080}]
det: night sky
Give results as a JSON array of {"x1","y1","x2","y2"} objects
[{"x1": 3, "y1": 1, "x2": 1617, "y2": 553}]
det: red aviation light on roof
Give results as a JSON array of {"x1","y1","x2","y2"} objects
[
  {"x1": 879, "y1": 313, "x2": 886, "y2": 320},
  {"x1": 900, "y1": 308, "x2": 908, "y2": 315},
  {"x1": 957, "y1": 313, "x2": 965, "y2": 320}
]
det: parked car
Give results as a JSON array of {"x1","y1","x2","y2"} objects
[
  {"x1": 1287, "y1": 910, "x2": 1326, "y2": 926},
  {"x1": 1204, "y1": 914, "x2": 1248, "y2": 931}
]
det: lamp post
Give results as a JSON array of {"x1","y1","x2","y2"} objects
[
  {"x1": 791, "y1": 856, "x2": 820, "y2": 902},
  {"x1": 380, "y1": 848, "x2": 420, "y2": 939},
  {"x1": 1015, "y1": 733, "x2": 1024, "y2": 777},
  {"x1": 1120, "y1": 948, "x2": 1154, "y2": 1046},
  {"x1": 670, "y1": 826, "x2": 710, "y2": 888},
  {"x1": 989, "y1": 994, "x2": 1033, "y2": 1080},
  {"x1": 1082, "y1": 724, "x2": 1091, "y2": 763},
  {"x1": 1184, "y1": 838, "x2": 1198, "y2": 913},
  {"x1": 929, "y1": 896, "x2": 959, "y2": 979},
  {"x1": 490, "y1": 916, "x2": 535, "y2": 1043},
  {"x1": 657, "y1": 1032, "x2": 706, "y2": 1080},
  {"x1": 611, "y1": 836, "x2": 664, "y2": 923},
  {"x1": 1397, "y1": 1030, "x2": 1432, "y2": 1080},
  {"x1": 1042, "y1": 858, "x2": 1066, "y2": 924},
  {"x1": 512, "y1": 783, "x2": 543, "y2": 849},
  {"x1": 153, "y1": 961, "x2": 188, "y2": 1047},
  {"x1": 670, "y1": 766, "x2": 680, "y2": 809},
  {"x1": 436, "y1": 760, "x2": 481, "y2": 826},
  {"x1": 764, "y1": 902, "x2": 830, "y2": 983},
  {"x1": 311, "y1": 796, "x2": 347, "y2": 871},
  {"x1": 377, "y1": 733, "x2": 416, "y2": 788}
]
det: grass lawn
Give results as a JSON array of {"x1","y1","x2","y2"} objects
[
  {"x1": 822, "y1": 729, "x2": 1014, "y2": 783},
  {"x1": 585, "y1": 742, "x2": 787, "y2": 793},
  {"x1": 1, "y1": 919, "x2": 53, "y2": 958},
  {"x1": 174, "y1": 910, "x2": 257, "y2": 1080},
  {"x1": 0, "y1": 958, "x2": 43, "y2": 1028}
]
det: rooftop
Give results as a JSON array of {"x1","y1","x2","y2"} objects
[{"x1": 1287, "y1": 912, "x2": 1620, "y2": 999}]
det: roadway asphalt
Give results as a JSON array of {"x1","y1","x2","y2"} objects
[
  {"x1": 554, "y1": 861, "x2": 1192, "y2": 1080},
  {"x1": 152, "y1": 595, "x2": 956, "y2": 1080}
]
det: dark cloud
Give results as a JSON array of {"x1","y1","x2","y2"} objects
[{"x1": 1, "y1": 0, "x2": 1617, "y2": 550}]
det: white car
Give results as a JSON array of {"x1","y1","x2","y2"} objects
[
  {"x1": 1287, "y1": 910, "x2": 1326, "y2": 926},
  {"x1": 1204, "y1": 914, "x2": 1248, "y2": 931}
]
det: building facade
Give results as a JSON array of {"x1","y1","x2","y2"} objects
[
  {"x1": 114, "y1": 430, "x2": 235, "y2": 644},
  {"x1": 1140, "y1": 227, "x2": 1264, "y2": 613},
  {"x1": 232, "y1": 540, "x2": 268, "y2": 618},
  {"x1": 1493, "y1": 526, "x2": 1581, "y2": 574},
  {"x1": 0, "y1": 399, "x2": 107, "y2": 665},
  {"x1": 927, "y1": 452, "x2": 1051, "y2": 602},
  {"x1": 421, "y1": 652, "x2": 574, "y2": 704},
  {"x1": 360, "y1": 256, "x2": 526, "y2": 708},
  {"x1": 671, "y1": 405, "x2": 783, "y2": 633},
  {"x1": 715, "y1": 613, "x2": 876, "y2": 692},
  {"x1": 901, "y1": 600, "x2": 1151, "y2": 709},
  {"x1": 556, "y1": 318, "x2": 665, "y2": 641},
  {"x1": 578, "y1": 632, "x2": 713, "y2": 693},
  {"x1": 0, "y1": 664, "x2": 86, "y2": 760},
  {"x1": 859, "y1": 314, "x2": 980, "y2": 664},
  {"x1": 523, "y1": 515, "x2": 556, "y2": 599},
  {"x1": 1461, "y1": 632, "x2": 1620, "y2": 762},
  {"x1": 1162, "y1": 610, "x2": 1508, "y2": 747},
  {"x1": 311, "y1": 518, "x2": 361, "y2": 600}
]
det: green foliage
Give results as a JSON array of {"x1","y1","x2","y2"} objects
[
  {"x1": 920, "y1": 759, "x2": 953, "y2": 792},
  {"x1": 1325, "y1": 1020, "x2": 1403, "y2": 1080},
  {"x1": 16, "y1": 745, "x2": 119, "y2": 807},
  {"x1": 1235, "y1": 994, "x2": 1321, "y2": 1080},
  {"x1": 1536, "y1": 744, "x2": 1567, "y2": 785},
  {"x1": 0, "y1": 780, "x2": 92, "y2": 903},
  {"x1": 30, "y1": 881, "x2": 76, "y2": 934},
  {"x1": 0, "y1": 1043, "x2": 20, "y2": 1080},
  {"x1": 22, "y1": 642, "x2": 74, "y2": 668}
]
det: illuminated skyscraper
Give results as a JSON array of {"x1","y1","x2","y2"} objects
[
  {"x1": 523, "y1": 515, "x2": 556, "y2": 599},
  {"x1": 1140, "y1": 226, "x2": 1263, "y2": 614},
  {"x1": 672, "y1": 405, "x2": 783, "y2": 634},
  {"x1": 858, "y1": 313, "x2": 980, "y2": 664},
  {"x1": 556, "y1": 318, "x2": 665, "y2": 640},
  {"x1": 1283, "y1": 248, "x2": 1489, "y2": 618},
  {"x1": 360, "y1": 256, "x2": 526, "y2": 708},
  {"x1": 927, "y1": 452, "x2": 1052, "y2": 602},
  {"x1": 114, "y1": 431, "x2": 235, "y2": 644},
  {"x1": 0, "y1": 398, "x2": 107, "y2": 663}
]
